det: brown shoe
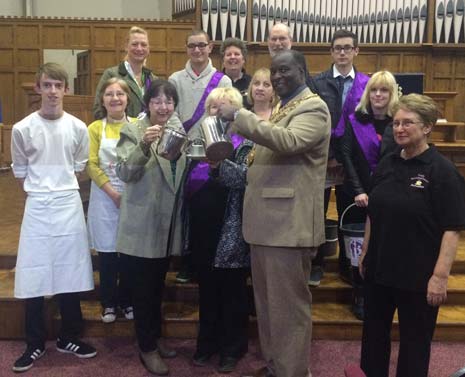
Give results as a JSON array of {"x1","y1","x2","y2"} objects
[
  {"x1": 156, "y1": 339, "x2": 177, "y2": 359},
  {"x1": 242, "y1": 366, "x2": 275, "y2": 377},
  {"x1": 139, "y1": 350, "x2": 169, "y2": 375}
]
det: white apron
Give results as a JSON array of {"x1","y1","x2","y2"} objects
[
  {"x1": 14, "y1": 190, "x2": 94, "y2": 298},
  {"x1": 87, "y1": 118, "x2": 125, "y2": 253}
]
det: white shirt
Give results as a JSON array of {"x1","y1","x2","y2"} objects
[
  {"x1": 333, "y1": 66, "x2": 356, "y2": 105},
  {"x1": 11, "y1": 111, "x2": 89, "y2": 193}
]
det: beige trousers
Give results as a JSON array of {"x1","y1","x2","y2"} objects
[{"x1": 250, "y1": 245, "x2": 315, "y2": 377}]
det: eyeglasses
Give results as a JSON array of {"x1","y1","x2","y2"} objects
[
  {"x1": 149, "y1": 99, "x2": 175, "y2": 106},
  {"x1": 392, "y1": 120, "x2": 424, "y2": 128},
  {"x1": 187, "y1": 42, "x2": 209, "y2": 50},
  {"x1": 332, "y1": 45, "x2": 355, "y2": 53},
  {"x1": 104, "y1": 91, "x2": 126, "y2": 98}
]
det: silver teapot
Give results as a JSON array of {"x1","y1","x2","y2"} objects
[
  {"x1": 200, "y1": 116, "x2": 234, "y2": 161},
  {"x1": 156, "y1": 127, "x2": 191, "y2": 161}
]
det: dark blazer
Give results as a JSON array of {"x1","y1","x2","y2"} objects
[{"x1": 340, "y1": 111, "x2": 396, "y2": 197}]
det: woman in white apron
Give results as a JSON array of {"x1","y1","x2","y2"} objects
[{"x1": 87, "y1": 78, "x2": 136, "y2": 323}]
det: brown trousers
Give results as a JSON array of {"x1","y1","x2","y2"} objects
[{"x1": 250, "y1": 245, "x2": 315, "y2": 377}]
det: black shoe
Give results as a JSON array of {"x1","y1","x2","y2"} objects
[
  {"x1": 218, "y1": 356, "x2": 239, "y2": 373},
  {"x1": 309, "y1": 266, "x2": 324, "y2": 287},
  {"x1": 12, "y1": 347, "x2": 45, "y2": 373},
  {"x1": 192, "y1": 351, "x2": 215, "y2": 366},
  {"x1": 175, "y1": 270, "x2": 192, "y2": 283},
  {"x1": 56, "y1": 338, "x2": 97, "y2": 358},
  {"x1": 351, "y1": 295, "x2": 364, "y2": 321}
]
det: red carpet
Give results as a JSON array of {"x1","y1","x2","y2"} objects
[{"x1": 0, "y1": 338, "x2": 464, "y2": 376}]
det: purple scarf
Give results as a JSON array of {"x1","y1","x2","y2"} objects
[
  {"x1": 333, "y1": 72, "x2": 370, "y2": 138},
  {"x1": 349, "y1": 113, "x2": 381, "y2": 173},
  {"x1": 185, "y1": 133, "x2": 244, "y2": 198},
  {"x1": 182, "y1": 71, "x2": 224, "y2": 132}
]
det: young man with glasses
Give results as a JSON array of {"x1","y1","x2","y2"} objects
[
  {"x1": 310, "y1": 30, "x2": 370, "y2": 318},
  {"x1": 169, "y1": 30, "x2": 232, "y2": 285}
]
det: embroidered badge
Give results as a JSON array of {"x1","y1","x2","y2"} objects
[{"x1": 410, "y1": 174, "x2": 429, "y2": 189}]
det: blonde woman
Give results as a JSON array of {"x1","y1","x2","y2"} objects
[
  {"x1": 191, "y1": 87, "x2": 252, "y2": 373},
  {"x1": 340, "y1": 70, "x2": 399, "y2": 320},
  {"x1": 247, "y1": 68, "x2": 276, "y2": 121},
  {"x1": 87, "y1": 77, "x2": 136, "y2": 324},
  {"x1": 93, "y1": 26, "x2": 157, "y2": 119}
]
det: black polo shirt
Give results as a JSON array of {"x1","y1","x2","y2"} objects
[
  {"x1": 365, "y1": 146, "x2": 465, "y2": 292},
  {"x1": 225, "y1": 69, "x2": 252, "y2": 108}
]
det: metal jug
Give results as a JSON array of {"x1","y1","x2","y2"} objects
[
  {"x1": 200, "y1": 116, "x2": 234, "y2": 161},
  {"x1": 156, "y1": 127, "x2": 191, "y2": 161}
]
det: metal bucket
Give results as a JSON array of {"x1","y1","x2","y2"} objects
[{"x1": 340, "y1": 203, "x2": 366, "y2": 267}]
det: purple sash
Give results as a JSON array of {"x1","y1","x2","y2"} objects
[
  {"x1": 185, "y1": 133, "x2": 245, "y2": 198},
  {"x1": 349, "y1": 113, "x2": 381, "y2": 173},
  {"x1": 182, "y1": 71, "x2": 225, "y2": 132},
  {"x1": 333, "y1": 72, "x2": 370, "y2": 138}
]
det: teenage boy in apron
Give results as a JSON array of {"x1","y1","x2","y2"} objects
[{"x1": 11, "y1": 63, "x2": 96, "y2": 373}]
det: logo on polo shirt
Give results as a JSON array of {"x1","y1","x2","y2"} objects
[{"x1": 410, "y1": 174, "x2": 429, "y2": 189}]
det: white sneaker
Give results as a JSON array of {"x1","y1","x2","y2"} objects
[
  {"x1": 122, "y1": 306, "x2": 134, "y2": 320},
  {"x1": 101, "y1": 307, "x2": 116, "y2": 323}
]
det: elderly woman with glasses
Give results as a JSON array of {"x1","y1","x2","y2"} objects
[
  {"x1": 359, "y1": 94, "x2": 465, "y2": 377},
  {"x1": 116, "y1": 79, "x2": 186, "y2": 376}
]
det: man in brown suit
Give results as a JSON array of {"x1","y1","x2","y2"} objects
[{"x1": 219, "y1": 50, "x2": 331, "y2": 377}]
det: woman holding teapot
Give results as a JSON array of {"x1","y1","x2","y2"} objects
[{"x1": 115, "y1": 79, "x2": 186, "y2": 376}]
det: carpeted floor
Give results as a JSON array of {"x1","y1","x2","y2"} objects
[{"x1": 1, "y1": 338, "x2": 464, "y2": 377}]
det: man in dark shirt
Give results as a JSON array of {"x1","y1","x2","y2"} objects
[{"x1": 310, "y1": 29, "x2": 370, "y2": 319}]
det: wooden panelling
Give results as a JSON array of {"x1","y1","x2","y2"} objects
[
  {"x1": 15, "y1": 25, "x2": 40, "y2": 47},
  {"x1": 0, "y1": 25, "x2": 13, "y2": 47},
  {"x1": 42, "y1": 25, "x2": 66, "y2": 48},
  {"x1": 2, "y1": 17, "x2": 465, "y2": 128},
  {"x1": 17, "y1": 49, "x2": 40, "y2": 68},
  {"x1": 0, "y1": 73, "x2": 14, "y2": 127},
  {"x1": 68, "y1": 26, "x2": 91, "y2": 48},
  {"x1": 93, "y1": 50, "x2": 119, "y2": 71},
  {"x1": 151, "y1": 52, "x2": 167, "y2": 76},
  {"x1": 93, "y1": 27, "x2": 117, "y2": 48},
  {"x1": 0, "y1": 49, "x2": 13, "y2": 67},
  {"x1": 168, "y1": 51, "x2": 190, "y2": 72},
  {"x1": 167, "y1": 28, "x2": 193, "y2": 49},
  {"x1": 146, "y1": 29, "x2": 167, "y2": 49}
]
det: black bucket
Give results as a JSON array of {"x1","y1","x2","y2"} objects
[
  {"x1": 339, "y1": 203, "x2": 365, "y2": 267},
  {"x1": 320, "y1": 219, "x2": 338, "y2": 257}
]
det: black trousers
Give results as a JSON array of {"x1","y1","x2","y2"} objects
[
  {"x1": 98, "y1": 252, "x2": 132, "y2": 309},
  {"x1": 126, "y1": 254, "x2": 170, "y2": 353},
  {"x1": 25, "y1": 292, "x2": 83, "y2": 349},
  {"x1": 314, "y1": 185, "x2": 353, "y2": 269},
  {"x1": 361, "y1": 282, "x2": 439, "y2": 377},
  {"x1": 196, "y1": 267, "x2": 249, "y2": 358}
]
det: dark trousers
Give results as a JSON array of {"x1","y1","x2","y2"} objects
[
  {"x1": 25, "y1": 292, "x2": 83, "y2": 349},
  {"x1": 98, "y1": 252, "x2": 132, "y2": 309},
  {"x1": 314, "y1": 185, "x2": 353, "y2": 269},
  {"x1": 196, "y1": 267, "x2": 249, "y2": 358},
  {"x1": 361, "y1": 282, "x2": 439, "y2": 377},
  {"x1": 127, "y1": 254, "x2": 170, "y2": 353}
]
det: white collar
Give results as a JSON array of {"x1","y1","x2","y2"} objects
[{"x1": 333, "y1": 66, "x2": 355, "y2": 79}]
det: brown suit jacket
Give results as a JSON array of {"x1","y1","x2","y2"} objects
[{"x1": 232, "y1": 87, "x2": 331, "y2": 248}]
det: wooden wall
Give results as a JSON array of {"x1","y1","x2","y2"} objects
[
  {"x1": 0, "y1": 16, "x2": 465, "y2": 127},
  {"x1": 0, "y1": 17, "x2": 196, "y2": 125}
]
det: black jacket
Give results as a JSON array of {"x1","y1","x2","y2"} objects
[{"x1": 340, "y1": 110, "x2": 396, "y2": 197}]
